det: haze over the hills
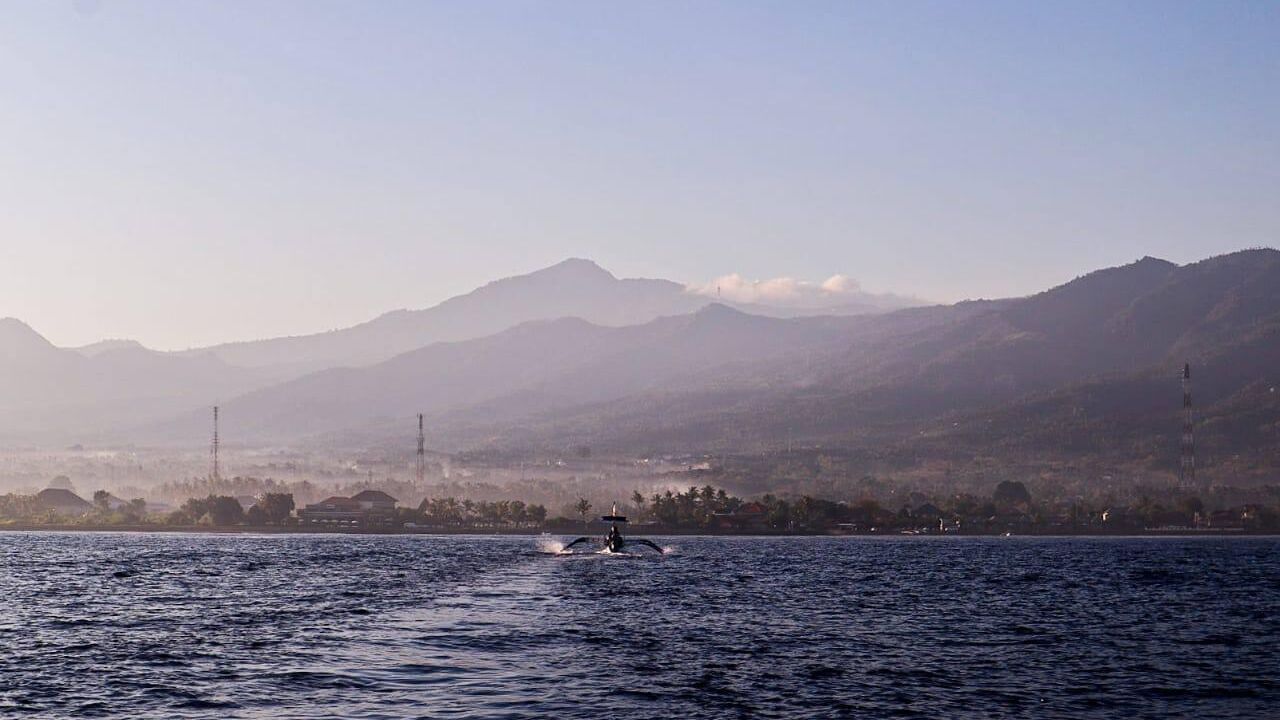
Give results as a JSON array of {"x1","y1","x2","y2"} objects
[
  {"x1": 3, "y1": 249, "x2": 1278, "y2": 489},
  {"x1": 158, "y1": 249, "x2": 1280, "y2": 480},
  {"x1": 173, "y1": 259, "x2": 917, "y2": 371},
  {"x1": 0, "y1": 317, "x2": 288, "y2": 442},
  {"x1": 0, "y1": 258, "x2": 914, "y2": 442}
]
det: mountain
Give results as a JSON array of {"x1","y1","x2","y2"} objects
[
  {"x1": 6, "y1": 249, "x2": 1279, "y2": 480},
  {"x1": 72, "y1": 339, "x2": 148, "y2": 357},
  {"x1": 0, "y1": 320, "x2": 286, "y2": 442},
  {"x1": 148, "y1": 249, "x2": 1280, "y2": 460},
  {"x1": 178, "y1": 259, "x2": 708, "y2": 371},
  {"x1": 0, "y1": 317, "x2": 67, "y2": 365},
  {"x1": 154, "y1": 304, "x2": 854, "y2": 442},
  {"x1": 0, "y1": 318, "x2": 92, "y2": 405},
  {"x1": 0, "y1": 259, "x2": 910, "y2": 444},
  {"x1": 382, "y1": 250, "x2": 1280, "y2": 473},
  {"x1": 177, "y1": 258, "x2": 914, "y2": 372}
]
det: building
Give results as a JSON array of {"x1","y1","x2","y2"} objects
[
  {"x1": 298, "y1": 491, "x2": 398, "y2": 527},
  {"x1": 351, "y1": 490, "x2": 398, "y2": 526},
  {"x1": 351, "y1": 490, "x2": 398, "y2": 514},
  {"x1": 34, "y1": 488, "x2": 94, "y2": 517},
  {"x1": 714, "y1": 501, "x2": 769, "y2": 532},
  {"x1": 298, "y1": 496, "x2": 365, "y2": 526}
]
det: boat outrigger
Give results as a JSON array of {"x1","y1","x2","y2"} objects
[{"x1": 563, "y1": 504, "x2": 665, "y2": 554}]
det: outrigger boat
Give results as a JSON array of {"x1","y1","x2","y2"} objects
[{"x1": 563, "y1": 504, "x2": 665, "y2": 554}]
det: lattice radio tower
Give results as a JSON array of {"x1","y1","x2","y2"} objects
[
  {"x1": 1179, "y1": 363, "x2": 1195, "y2": 488},
  {"x1": 416, "y1": 413, "x2": 426, "y2": 486},
  {"x1": 211, "y1": 405, "x2": 221, "y2": 481}
]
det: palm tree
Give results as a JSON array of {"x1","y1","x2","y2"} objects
[
  {"x1": 574, "y1": 497, "x2": 593, "y2": 529},
  {"x1": 443, "y1": 497, "x2": 461, "y2": 525},
  {"x1": 631, "y1": 490, "x2": 646, "y2": 519}
]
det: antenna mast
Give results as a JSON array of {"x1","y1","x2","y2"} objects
[
  {"x1": 1180, "y1": 363, "x2": 1196, "y2": 488},
  {"x1": 211, "y1": 405, "x2": 221, "y2": 481},
  {"x1": 416, "y1": 413, "x2": 426, "y2": 486}
]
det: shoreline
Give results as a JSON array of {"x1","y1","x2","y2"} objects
[{"x1": 0, "y1": 524, "x2": 1274, "y2": 538}]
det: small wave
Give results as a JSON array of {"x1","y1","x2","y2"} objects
[
  {"x1": 535, "y1": 537, "x2": 566, "y2": 554},
  {"x1": 6, "y1": 532, "x2": 1274, "y2": 719}
]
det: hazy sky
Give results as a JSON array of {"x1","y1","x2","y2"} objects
[{"x1": 2, "y1": 1, "x2": 1277, "y2": 349}]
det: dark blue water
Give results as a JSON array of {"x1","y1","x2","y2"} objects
[{"x1": 0, "y1": 533, "x2": 1275, "y2": 718}]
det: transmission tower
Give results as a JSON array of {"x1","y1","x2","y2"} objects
[
  {"x1": 211, "y1": 405, "x2": 221, "y2": 481},
  {"x1": 1179, "y1": 363, "x2": 1196, "y2": 488},
  {"x1": 416, "y1": 413, "x2": 426, "y2": 486}
]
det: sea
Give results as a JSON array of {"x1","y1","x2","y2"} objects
[{"x1": 0, "y1": 533, "x2": 1276, "y2": 719}]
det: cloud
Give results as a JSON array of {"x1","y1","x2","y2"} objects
[
  {"x1": 687, "y1": 273, "x2": 864, "y2": 307},
  {"x1": 820, "y1": 274, "x2": 860, "y2": 294}
]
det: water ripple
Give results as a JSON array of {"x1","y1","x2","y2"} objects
[{"x1": 0, "y1": 533, "x2": 1275, "y2": 718}]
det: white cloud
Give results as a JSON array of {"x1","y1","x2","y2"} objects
[
  {"x1": 820, "y1": 274, "x2": 860, "y2": 294},
  {"x1": 687, "y1": 272, "x2": 865, "y2": 307}
]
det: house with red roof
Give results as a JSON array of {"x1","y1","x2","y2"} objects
[{"x1": 297, "y1": 492, "x2": 398, "y2": 527}]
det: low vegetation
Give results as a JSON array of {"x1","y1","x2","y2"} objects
[
  {"x1": 0, "y1": 480, "x2": 1275, "y2": 534},
  {"x1": 407, "y1": 497, "x2": 549, "y2": 528}
]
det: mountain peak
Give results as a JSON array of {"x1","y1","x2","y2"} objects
[
  {"x1": 1184, "y1": 247, "x2": 1280, "y2": 271},
  {"x1": 537, "y1": 257, "x2": 616, "y2": 280},
  {"x1": 0, "y1": 317, "x2": 60, "y2": 360},
  {"x1": 73, "y1": 339, "x2": 148, "y2": 357},
  {"x1": 695, "y1": 302, "x2": 748, "y2": 318},
  {"x1": 1133, "y1": 255, "x2": 1177, "y2": 269},
  {"x1": 1035, "y1": 255, "x2": 1177, "y2": 300},
  {"x1": 0, "y1": 317, "x2": 50, "y2": 344},
  {"x1": 683, "y1": 302, "x2": 761, "y2": 329},
  {"x1": 471, "y1": 258, "x2": 617, "y2": 293}
]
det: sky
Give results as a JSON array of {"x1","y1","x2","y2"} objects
[{"x1": 1, "y1": 0, "x2": 1277, "y2": 350}]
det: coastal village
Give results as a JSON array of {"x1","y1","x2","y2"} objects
[
  {"x1": 4, "y1": 476, "x2": 1275, "y2": 535},
  {"x1": 3, "y1": 354, "x2": 1276, "y2": 535}
]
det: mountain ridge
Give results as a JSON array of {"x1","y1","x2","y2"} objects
[{"x1": 3, "y1": 249, "x2": 1278, "y2": 475}]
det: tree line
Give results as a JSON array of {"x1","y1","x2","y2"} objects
[
  {"x1": 163, "y1": 493, "x2": 296, "y2": 527},
  {"x1": 407, "y1": 497, "x2": 549, "y2": 527},
  {"x1": 1, "y1": 480, "x2": 1276, "y2": 533}
]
